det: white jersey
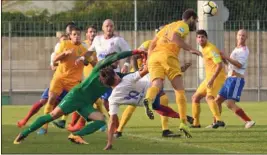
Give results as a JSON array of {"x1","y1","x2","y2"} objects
[
  {"x1": 108, "y1": 72, "x2": 151, "y2": 115},
  {"x1": 50, "y1": 42, "x2": 60, "y2": 67},
  {"x1": 228, "y1": 46, "x2": 249, "y2": 77},
  {"x1": 88, "y1": 35, "x2": 131, "y2": 61}
]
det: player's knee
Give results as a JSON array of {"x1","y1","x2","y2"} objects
[
  {"x1": 50, "y1": 107, "x2": 64, "y2": 119},
  {"x1": 205, "y1": 95, "x2": 214, "y2": 102},
  {"x1": 192, "y1": 94, "x2": 201, "y2": 103}
]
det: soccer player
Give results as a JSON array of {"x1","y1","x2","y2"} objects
[
  {"x1": 191, "y1": 30, "x2": 226, "y2": 129},
  {"x1": 114, "y1": 36, "x2": 193, "y2": 138},
  {"x1": 41, "y1": 23, "x2": 78, "y2": 132},
  {"x1": 17, "y1": 34, "x2": 69, "y2": 128},
  {"x1": 100, "y1": 63, "x2": 195, "y2": 149},
  {"x1": 88, "y1": 19, "x2": 133, "y2": 127},
  {"x1": 37, "y1": 26, "x2": 89, "y2": 134},
  {"x1": 67, "y1": 25, "x2": 108, "y2": 132},
  {"x1": 13, "y1": 50, "x2": 144, "y2": 145},
  {"x1": 143, "y1": 9, "x2": 201, "y2": 137},
  {"x1": 214, "y1": 29, "x2": 255, "y2": 128}
]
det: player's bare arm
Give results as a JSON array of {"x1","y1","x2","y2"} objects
[
  {"x1": 207, "y1": 62, "x2": 223, "y2": 88},
  {"x1": 171, "y1": 32, "x2": 202, "y2": 56},
  {"x1": 220, "y1": 51, "x2": 242, "y2": 68},
  {"x1": 53, "y1": 49, "x2": 73, "y2": 62},
  {"x1": 131, "y1": 55, "x2": 139, "y2": 71},
  {"x1": 105, "y1": 114, "x2": 119, "y2": 150},
  {"x1": 75, "y1": 50, "x2": 95, "y2": 65}
]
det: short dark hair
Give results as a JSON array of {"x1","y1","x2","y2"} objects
[
  {"x1": 99, "y1": 66, "x2": 116, "y2": 87},
  {"x1": 196, "y1": 29, "x2": 208, "y2": 38},
  {"x1": 70, "y1": 26, "x2": 81, "y2": 33},
  {"x1": 65, "y1": 21, "x2": 76, "y2": 29},
  {"x1": 182, "y1": 9, "x2": 198, "y2": 20},
  {"x1": 86, "y1": 25, "x2": 97, "y2": 31}
]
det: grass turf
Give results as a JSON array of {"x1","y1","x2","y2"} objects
[{"x1": 2, "y1": 102, "x2": 267, "y2": 154}]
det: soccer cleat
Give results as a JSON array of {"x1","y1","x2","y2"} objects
[
  {"x1": 37, "y1": 128, "x2": 47, "y2": 135},
  {"x1": 68, "y1": 134, "x2": 88, "y2": 144},
  {"x1": 179, "y1": 123, "x2": 192, "y2": 138},
  {"x1": 52, "y1": 120, "x2": 66, "y2": 129},
  {"x1": 17, "y1": 120, "x2": 27, "y2": 128},
  {"x1": 205, "y1": 123, "x2": 214, "y2": 128},
  {"x1": 190, "y1": 125, "x2": 201, "y2": 128},
  {"x1": 113, "y1": 131, "x2": 122, "y2": 138},
  {"x1": 99, "y1": 125, "x2": 107, "y2": 132},
  {"x1": 162, "y1": 130, "x2": 181, "y2": 138},
  {"x1": 211, "y1": 121, "x2": 226, "y2": 129},
  {"x1": 13, "y1": 133, "x2": 26, "y2": 144},
  {"x1": 143, "y1": 99, "x2": 154, "y2": 120},
  {"x1": 245, "y1": 121, "x2": 255, "y2": 129},
  {"x1": 186, "y1": 116, "x2": 194, "y2": 125}
]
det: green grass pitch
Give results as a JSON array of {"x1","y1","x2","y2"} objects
[{"x1": 2, "y1": 102, "x2": 267, "y2": 154}]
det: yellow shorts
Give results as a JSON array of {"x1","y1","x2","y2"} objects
[
  {"x1": 196, "y1": 78, "x2": 225, "y2": 97},
  {"x1": 50, "y1": 76, "x2": 80, "y2": 96},
  {"x1": 148, "y1": 51, "x2": 181, "y2": 81}
]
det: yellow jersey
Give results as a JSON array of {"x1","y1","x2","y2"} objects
[
  {"x1": 55, "y1": 40, "x2": 88, "y2": 82},
  {"x1": 153, "y1": 20, "x2": 189, "y2": 56},
  {"x1": 202, "y1": 42, "x2": 226, "y2": 80},
  {"x1": 83, "y1": 39, "x2": 98, "y2": 78}
]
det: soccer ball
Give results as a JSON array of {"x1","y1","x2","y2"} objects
[{"x1": 202, "y1": 1, "x2": 218, "y2": 16}]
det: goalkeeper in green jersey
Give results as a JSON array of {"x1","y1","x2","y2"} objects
[{"x1": 14, "y1": 50, "x2": 144, "y2": 146}]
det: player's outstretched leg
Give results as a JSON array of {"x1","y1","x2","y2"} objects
[
  {"x1": 68, "y1": 111, "x2": 105, "y2": 145},
  {"x1": 14, "y1": 107, "x2": 63, "y2": 144}
]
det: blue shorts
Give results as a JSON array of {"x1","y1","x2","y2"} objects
[
  {"x1": 41, "y1": 88, "x2": 68, "y2": 101},
  {"x1": 152, "y1": 89, "x2": 164, "y2": 110},
  {"x1": 101, "y1": 88, "x2": 112, "y2": 101},
  {"x1": 218, "y1": 77, "x2": 245, "y2": 102}
]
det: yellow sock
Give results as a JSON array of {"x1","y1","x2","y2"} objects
[
  {"x1": 43, "y1": 103, "x2": 53, "y2": 129},
  {"x1": 94, "y1": 99, "x2": 109, "y2": 119},
  {"x1": 207, "y1": 97, "x2": 221, "y2": 121},
  {"x1": 160, "y1": 94, "x2": 169, "y2": 130},
  {"x1": 175, "y1": 90, "x2": 187, "y2": 124},
  {"x1": 192, "y1": 103, "x2": 201, "y2": 126},
  {"x1": 117, "y1": 105, "x2": 136, "y2": 132},
  {"x1": 61, "y1": 115, "x2": 68, "y2": 121},
  {"x1": 145, "y1": 86, "x2": 160, "y2": 103}
]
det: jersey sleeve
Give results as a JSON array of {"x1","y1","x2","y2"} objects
[
  {"x1": 235, "y1": 49, "x2": 249, "y2": 66},
  {"x1": 108, "y1": 101, "x2": 119, "y2": 115},
  {"x1": 129, "y1": 72, "x2": 142, "y2": 83},
  {"x1": 118, "y1": 37, "x2": 131, "y2": 52},
  {"x1": 211, "y1": 48, "x2": 222, "y2": 64},
  {"x1": 174, "y1": 23, "x2": 189, "y2": 38},
  {"x1": 138, "y1": 40, "x2": 151, "y2": 51},
  {"x1": 50, "y1": 52, "x2": 56, "y2": 67},
  {"x1": 80, "y1": 42, "x2": 89, "y2": 56}
]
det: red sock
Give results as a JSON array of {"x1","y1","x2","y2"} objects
[
  {"x1": 23, "y1": 100, "x2": 46, "y2": 122},
  {"x1": 155, "y1": 105, "x2": 180, "y2": 118},
  {"x1": 235, "y1": 108, "x2": 251, "y2": 122},
  {"x1": 70, "y1": 112, "x2": 80, "y2": 126}
]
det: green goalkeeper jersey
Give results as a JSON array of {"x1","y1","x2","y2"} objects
[{"x1": 70, "y1": 51, "x2": 133, "y2": 103}]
